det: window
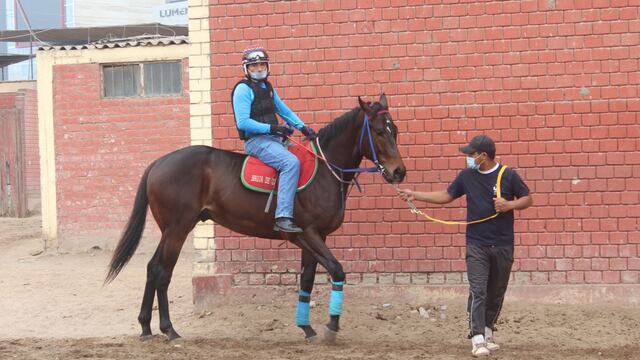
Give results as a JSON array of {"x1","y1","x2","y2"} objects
[
  {"x1": 103, "y1": 64, "x2": 140, "y2": 97},
  {"x1": 102, "y1": 61, "x2": 182, "y2": 98},
  {"x1": 144, "y1": 62, "x2": 182, "y2": 96}
]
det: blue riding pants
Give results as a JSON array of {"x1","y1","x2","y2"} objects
[{"x1": 244, "y1": 135, "x2": 300, "y2": 219}]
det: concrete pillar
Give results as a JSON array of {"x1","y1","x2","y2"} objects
[{"x1": 188, "y1": 0, "x2": 216, "y2": 276}]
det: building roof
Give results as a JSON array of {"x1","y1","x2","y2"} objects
[
  {"x1": 39, "y1": 35, "x2": 189, "y2": 51},
  {"x1": 0, "y1": 54, "x2": 34, "y2": 67},
  {"x1": 0, "y1": 23, "x2": 188, "y2": 45}
]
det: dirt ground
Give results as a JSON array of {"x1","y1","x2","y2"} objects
[{"x1": 1, "y1": 216, "x2": 639, "y2": 360}]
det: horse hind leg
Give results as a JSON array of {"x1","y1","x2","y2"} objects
[
  {"x1": 154, "y1": 227, "x2": 192, "y2": 345},
  {"x1": 138, "y1": 249, "x2": 162, "y2": 340}
]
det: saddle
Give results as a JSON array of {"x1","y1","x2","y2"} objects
[{"x1": 241, "y1": 141, "x2": 319, "y2": 193}]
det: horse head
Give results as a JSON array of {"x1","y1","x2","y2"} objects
[{"x1": 357, "y1": 94, "x2": 406, "y2": 183}]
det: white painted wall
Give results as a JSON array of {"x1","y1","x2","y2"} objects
[{"x1": 73, "y1": 0, "x2": 167, "y2": 27}]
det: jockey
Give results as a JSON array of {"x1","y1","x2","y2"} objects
[{"x1": 231, "y1": 46, "x2": 317, "y2": 233}]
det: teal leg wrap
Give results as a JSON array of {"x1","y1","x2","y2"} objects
[
  {"x1": 328, "y1": 281, "x2": 344, "y2": 316},
  {"x1": 296, "y1": 290, "x2": 311, "y2": 326}
]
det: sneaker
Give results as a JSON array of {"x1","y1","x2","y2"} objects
[
  {"x1": 273, "y1": 217, "x2": 303, "y2": 233},
  {"x1": 472, "y1": 343, "x2": 490, "y2": 357},
  {"x1": 485, "y1": 338, "x2": 500, "y2": 351}
]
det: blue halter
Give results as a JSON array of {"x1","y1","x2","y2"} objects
[{"x1": 332, "y1": 110, "x2": 387, "y2": 174}]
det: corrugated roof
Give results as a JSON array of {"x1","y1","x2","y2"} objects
[
  {"x1": 0, "y1": 53, "x2": 34, "y2": 67},
  {"x1": 0, "y1": 23, "x2": 187, "y2": 45},
  {"x1": 39, "y1": 36, "x2": 189, "y2": 51}
]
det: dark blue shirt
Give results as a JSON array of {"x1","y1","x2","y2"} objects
[{"x1": 447, "y1": 165, "x2": 530, "y2": 246}]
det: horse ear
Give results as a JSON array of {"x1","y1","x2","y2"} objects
[
  {"x1": 379, "y1": 93, "x2": 388, "y2": 108},
  {"x1": 358, "y1": 96, "x2": 371, "y2": 113}
]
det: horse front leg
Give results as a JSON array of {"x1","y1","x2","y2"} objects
[
  {"x1": 297, "y1": 249, "x2": 319, "y2": 343},
  {"x1": 326, "y1": 278, "x2": 343, "y2": 341},
  {"x1": 294, "y1": 231, "x2": 345, "y2": 345}
]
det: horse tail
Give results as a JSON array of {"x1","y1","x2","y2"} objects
[{"x1": 105, "y1": 163, "x2": 154, "y2": 284}]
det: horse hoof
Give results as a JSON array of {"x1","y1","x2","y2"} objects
[
  {"x1": 169, "y1": 337, "x2": 184, "y2": 348},
  {"x1": 140, "y1": 334, "x2": 154, "y2": 342},
  {"x1": 306, "y1": 335, "x2": 321, "y2": 344},
  {"x1": 324, "y1": 327, "x2": 338, "y2": 344}
]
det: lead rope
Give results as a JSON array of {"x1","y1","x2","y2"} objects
[{"x1": 390, "y1": 165, "x2": 508, "y2": 225}]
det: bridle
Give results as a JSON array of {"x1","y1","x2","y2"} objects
[{"x1": 297, "y1": 108, "x2": 393, "y2": 185}]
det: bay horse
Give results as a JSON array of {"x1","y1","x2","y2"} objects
[{"x1": 105, "y1": 94, "x2": 406, "y2": 344}]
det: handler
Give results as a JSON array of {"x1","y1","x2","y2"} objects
[{"x1": 398, "y1": 135, "x2": 532, "y2": 357}]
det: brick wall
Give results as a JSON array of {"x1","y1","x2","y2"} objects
[
  {"x1": 208, "y1": 1, "x2": 640, "y2": 286},
  {"x1": 15, "y1": 89, "x2": 39, "y2": 198},
  {"x1": 53, "y1": 61, "x2": 190, "y2": 248},
  {"x1": 0, "y1": 92, "x2": 17, "y2": 109}
]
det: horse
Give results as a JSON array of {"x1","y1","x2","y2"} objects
[{"x1": 105, "y1": 94, "x2": 406, "y2": 345}]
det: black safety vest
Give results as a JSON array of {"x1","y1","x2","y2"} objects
[{"x1": 231, "y1": 79, "x2": 278, "y2": 140}]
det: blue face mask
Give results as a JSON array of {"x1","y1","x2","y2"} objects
[{"x1": 466, "y1": 155, "x2": 480, "y2": 170}]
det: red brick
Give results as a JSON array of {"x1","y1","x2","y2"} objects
[
  {"x1": 592, "y1": 258, "x2": 610, "y2": 271},
  {"x1": 555, "y1": 259, "x2": 573, "y2": 271},
  {"x1": 376, "y1": 248, "x2": 393, "y2": 260},
  {"x1": 585, "y1": 271, "x2": 603, "y2": 284},
  {"x1": 573, "y1": 259, "x2": 592, "y2": 271},
  {"x1": 519, "y1": 259, "x2": 538, "y2": 271},
  {"x1": 433, "y1": 260, "x2": 451, "y2": 272},
  {"x1": 610, "y1": 258, "x2": 627, "y2": 270},
  {"x1": 549, "y1": 272, "x2": 567, "y2": 284},
  {"x1": 621, "y1": 271, "x2": 639, "y2": 284},
  {"x1": 567, "y1": 271, "x2": 584, "y2": 283},
  {"x1": 537, "y1": 259, "x2": 555, "y2": 271},
  {"x1": 384, "y1": 261, "x2": 402, "y2": 273},
  {"x1": 603, "y1": 271, "x2": 621, "y2": 283}
]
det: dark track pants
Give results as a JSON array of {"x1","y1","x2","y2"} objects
[{"x1": 466, "y1": 244, "x2": 514, "y2": 337}]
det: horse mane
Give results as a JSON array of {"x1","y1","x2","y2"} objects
[
  {"x1": 317, "y1": 107, "x2": 359, "y2": 147},
  {"x1": 317, "y1": 102, "x2": 383, "y2": 147}
]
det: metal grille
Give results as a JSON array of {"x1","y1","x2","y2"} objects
[
  {"x1": 103, "y1": 64, "x2": 140, "y2": 97},
  {"x1": 102, "y1": 61, "x2": 181, "y2": 98},
  {"x1": 144, "y1": 62, "x2": 182, "y2": 96}
]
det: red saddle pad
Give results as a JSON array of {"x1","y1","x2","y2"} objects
[{"x1": 241, "y1": 141, "x2": 319, "y2": 193}]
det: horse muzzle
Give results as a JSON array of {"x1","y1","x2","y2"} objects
[{"x1": 381, "y1": 165, "x2": 406, "y2": 184}]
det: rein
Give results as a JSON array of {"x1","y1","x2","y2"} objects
[{"x1": 286, "y1": 109, "x2": 389, "y2": 185}]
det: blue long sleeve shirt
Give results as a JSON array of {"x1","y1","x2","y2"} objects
[{"x1": 232, "y1": 82, "x2": 306, "y2": 138}]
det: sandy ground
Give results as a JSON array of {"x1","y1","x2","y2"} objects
[{"x1": 1, "y1": 216, "x2": 640, "y2": 360}]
